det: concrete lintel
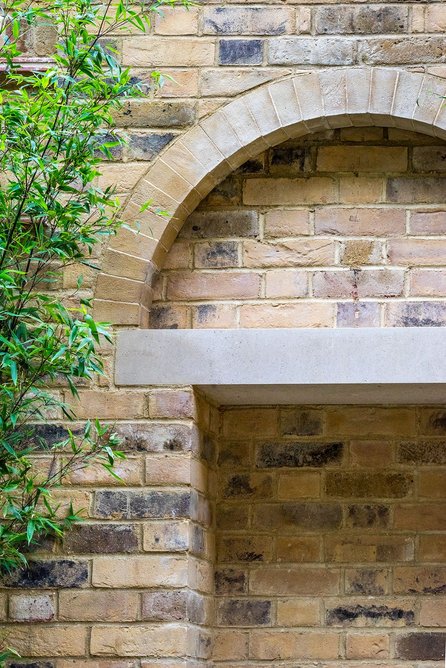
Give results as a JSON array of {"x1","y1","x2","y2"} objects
[{"x1": 115, "y1": 328, "x2": 446, "y2": 405}]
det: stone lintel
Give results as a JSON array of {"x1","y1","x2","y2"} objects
[{"x1": 115, "y1": 328, "x2": 446, "y2": 405}]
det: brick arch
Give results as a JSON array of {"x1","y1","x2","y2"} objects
[{"x1": 94, "y1": 66, "x2": 446, "y2": 326}]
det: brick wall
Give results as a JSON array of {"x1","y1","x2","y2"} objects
[
  {"x1": 215, "y1": 405, "x2": 446, "y2": 665},
  {"x1": 151, "y1": 127, "x2": 446, "y2": 329}
]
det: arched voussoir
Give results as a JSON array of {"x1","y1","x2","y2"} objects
[{"x1": 94, "y1": 66, "x2": 446, "y2": 327}]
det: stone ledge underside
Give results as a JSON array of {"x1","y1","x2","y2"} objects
[{"x1": 115, "y1": 328, "x2": 446, "y2": 405}]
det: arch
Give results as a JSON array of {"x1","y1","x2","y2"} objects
[{"x1": 94, "y1": 66, "x2": 446, "y2": 326}]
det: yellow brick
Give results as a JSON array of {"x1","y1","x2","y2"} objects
[
  {"x1": 90, "y1": 624, "x2": 188, "y2": 656},
  {"x1": 92, "y1": 556, "x2": 188, "y2": 587}
]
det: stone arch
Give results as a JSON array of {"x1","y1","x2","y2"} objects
[{"x1": 94, "y1": 66, "x2": 446, "y2": 326}]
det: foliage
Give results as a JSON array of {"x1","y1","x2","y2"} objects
[{"x1": 0, "y1": 0, "x2": 181, "y2": 577}]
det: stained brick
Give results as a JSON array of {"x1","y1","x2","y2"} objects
[
  {"x1": 217, "y1": 599, "x2": 271, "y2": 626},
  {"x1": 64, "y1": 524, "x2": 139, "y2": 554},
  {"x1": 326, "y1": 601, "x2": 414, "y2": 626},
  {"x1": 256, "y1": 441, "x2": 343, "y2": 468},
  {"x1": 398, "y1": 440, "x2": 446, "y2": 464},
  {"x1": 345, "y1": 504, "x2": 390, "y2": 529},
  {"x1": 204, "y1": 7, "x2": 291, "y2": 35},
  {"x1": 219, "y1": 39, "x2": 263, "y2": 65},
  {"x1": 1, "y1": 560, "x2": 88, "y2": 588},
  {"x1": 280, "y1": 409, "x2": 324, "y2": 436}
]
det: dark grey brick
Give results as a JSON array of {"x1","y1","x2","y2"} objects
[
  {"x1": 94, "y1": 491, "x2": 128, "y2": 519},
  {"x1": 215, "y1": 568, "x2": 247, "y2": 595},
  {"x1": 1, "y1": 560, "x2": 88, "y2": 588},
  {"x1": 327, "y1": 604, "x2": 414, "y2": 626},
  {"x1": 219, "y1": 39, "x2": 262, "y2": 65},
  {"x1": 127, "y1": 132, "x2": 174, "y2": 160},
  {"x1": 128, "y1": 491, "x2": 191, "y2": 519},
  {"x1": 396, "y1": 633, "x2": 446, "y2": 661},
  {"x1": 217, "y1": 599, "x2": 271, "y2": 626},
  {"x1": 256, "y1": 441, "x2": 343, "y2": 468},
  {"x1": 64, "y1": 524, "x2": 139, "y2": 554}
]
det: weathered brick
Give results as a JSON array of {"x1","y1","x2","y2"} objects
[
  {"x1": 64, "y1": 524, "x2": 139, "y2": 554},
  {"x1": 345, "y1": 568, "x2": 390, "y2": 595},
  {"x1": 128, "y1": 491, "x2": 192, "y2": 519},
  {"x1": 142, "y1": 590, "x2": 204, "y2": 623},
  {"x1": 360, "y1": 36, "x2": 446, "y2": 64},
  {"x1": 394, "y1": 567, "x2": 446, "y2": 595},
  {"x1": 219, "y1": 39, "x2": 262, "y2": 65},
  {"x1": 216, "y1": 504, "x2": 249, "y2": 530},
  {"x1": 325, "y1": 534, "x2": 414, "y2": 563},
  {"x1": 220, "y1": 472, "x2": 273, "y2": 499},
  {"x1": 313, "y1": 269, "x2": 404, "y2": 298},
  {"x1": 180, "y1": 210, "x2": 259, "y2": 239},
  {"x1": 218, "y1": 535, "x2": 273, "y2": 562},
  {"x1": 341, "y1": 240, "x2": 383, "y2": 266},
  {"x1": 326, "y1": 600, "x2": 414, "y2": 626},
  {"x1": 268, "y1": 37, "x2": 355, "y2": 65},
  {"x1": 326, "y1": 472, "x2": 413, "y2": 498},
  {"x1": 215, "y1": 567, "x2": 247, "y2": 595},
  {"x1": 350, "y1": 441, "x2": 394, "y2": 468},
  {"x1": 9, "y1": 595, "x2": 55, "y2": 622},
  {"x1": 337, "y1": 302, "x2": 381, "y2": 328},
  {"x1": 256, "y1": 441, "x2": 343, "y2": 468},
  {"x1": 1, "y1": 560, "x2": 88, "y2": 588},
  {"x1": 127, "y1": 132, "x2": 174, "y2": 160},
  {"x1": 143, "y1": 520, "x2": 189, "y2": 552},
  {"x1": 346, "y1": 633, "x2": 390, "y2": 659},
  {"x1": 112, "y1": 100, "x2": 196, "y2": 128},
  {"x1": 346, "y1": 504, "x2": 390, "y2": 528},
  {"x1": 204, "y1": 7, "x2": 292, "y2": 35},
  {"x1": 116, "y1": 423, "x2": 199, "y2": 453},
  {"x1": 194, "y1": 241, "x2": 239, "y2": 268},
  {"x1": 398, "y1": 439, "x2": 446, "y2": 464},
  {"x1": 315, "y1": 207, "x2": 405, "y2": 237},
  {"x1": 315, "y1": 6, "x2": 408, "y2": 34},
  {"x1": 217, "y1": 599, "x2": 271, "y2": 626},
  {"x1": 387, "y1": 176, "x2": 446, "y2": 203},
  {"x1": 386, "y1": 301, "x2": 446, "y2": 326},
  {"x1": 192, "y1": 303, "x2": 237, "y2": 328},
  {"x1": 420, "y1": 598, "x2": 446, "y2": 626},
  {"x1": 59, "y1": 590, "x2": 139, "y2": 622},
  {"x1": 395, "y1": 633, "x2": 446, "y2": 661},
  {"x1": 253, "y1": 502, "x2": 342, "y2": 530},
  {"x1": 243, "y1": 238, "x2": 335, "y2": 267},
  {"x1": 280, "y1": 408, "x2": 324, "y2": 436},
  {"x1": 123, "y1": 37, "x2": 214, "y2": 67},
  {"x1": 149, "y1": 389, "x2": 196, "y2": 419}
]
